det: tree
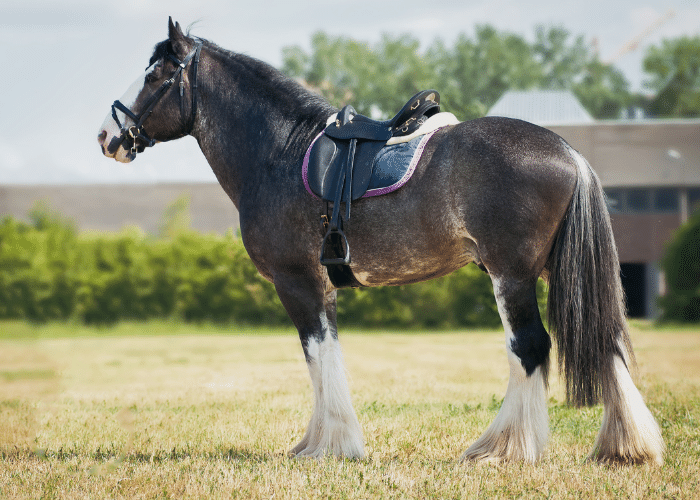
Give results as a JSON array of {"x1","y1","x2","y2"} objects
[
  {"x1": 573, "y1": 59, "x2": 631, "y2": 119},
  {"x1": 532, "y1": 25, "x2": 631, "y2": 118},
  {"x1": 280, "y1": 25, "x2": 631, "y2": 121},
  {"x1": 532, "y1": 25, "x2": 588, "y2": 90},
  {"x1": 659, "y1": 210, "x2": 700, "y2": 322},
  {"x1": 282, "y1": 32, "x2": 434, "y2": 117},
  {"x1": 428, "y1": 25, "x2": 541, "y2": 119},
  {"x1": 282, "y1": 26, "x2": 543, "y2": 120},
  {"x1": 644, "y1": 35, "x2": 700, "y2": 118}
]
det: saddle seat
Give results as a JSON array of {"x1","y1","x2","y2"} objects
[
  {"x1": 308, "y1": 90, "x2": 441, "y2": 204},
  {"x1": 305, "y1": 90, "x2": 442, "y2": 285}
]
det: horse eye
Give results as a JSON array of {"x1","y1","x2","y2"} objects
[
  {"x1": 144, "y1": 62, "x2": 164, "y2": 84},
  {"x1": 145, "y1": 67, "x2": 161, "y2": 84}
]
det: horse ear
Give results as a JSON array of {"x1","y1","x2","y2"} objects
[{"x1": 168, "y1": 16, "x2": 188, "y2": 57}]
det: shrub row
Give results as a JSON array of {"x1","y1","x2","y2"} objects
[{"x1": 0, "y1": 204, "x2": 546, "y2": 328}]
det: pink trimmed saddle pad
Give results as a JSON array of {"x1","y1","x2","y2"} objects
[{"x1": 303, "y1": 128, "x2": 438, "y2": 199}]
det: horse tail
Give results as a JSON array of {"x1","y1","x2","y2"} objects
[{"x1": 546, "y1": 142, "x2": 633, "y2": 407}]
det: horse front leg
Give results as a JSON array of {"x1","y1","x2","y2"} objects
[
  {"x1": 273, "y1": 272, "x2": 364, "y2": 459},
  {"x1": 462, "y1": 276, "x2": 550, "y2": 463}
]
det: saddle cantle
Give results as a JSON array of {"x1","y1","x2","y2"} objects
[{"x1": 305, "y1": 90, "x2": 441, "y2": 287}]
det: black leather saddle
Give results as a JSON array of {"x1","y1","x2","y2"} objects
[{"x1": 306, "y1": 90, "x2": 440, "y2": 287}]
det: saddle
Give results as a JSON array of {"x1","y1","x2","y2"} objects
[{"x1": 306, "y1": 90, "x2": 441, "y2": 287}]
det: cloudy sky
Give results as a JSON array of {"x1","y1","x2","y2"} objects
[{"x1": 1, "y1": 0, "x2": 698, "y2": 185}]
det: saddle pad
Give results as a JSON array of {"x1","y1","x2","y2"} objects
[{"x1": 303, "y1": 128, "x2": 438, "y2": 199}]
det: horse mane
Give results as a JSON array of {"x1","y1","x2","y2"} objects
[
  {"x1": 149, "y1": 34, "x2": 334, "y2": 160},
  {"x1": 197, "y1": 38, "x2": 334, "y2": 118}
]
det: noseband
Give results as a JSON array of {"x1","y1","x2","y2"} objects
[{"x1": 111, "y1": 41, "x2": 203, "y2": 155}]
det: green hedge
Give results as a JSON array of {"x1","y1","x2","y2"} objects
[{"x1": 0, "y1": 203, "x2": 546, "y2": 328}]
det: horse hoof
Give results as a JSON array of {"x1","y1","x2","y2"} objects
[
  {"x1": 460, "y1": 450, "x2": 503, "y2": 464},
  {"x1": 288, "y1": 449, "x2": 319, "y2": 459},
  {"x1": 460, "y1": 438, "x2": 543, "y2": 464},
  {"x1": 289, "y1": 447, "x2": 360, "y2": 460},
  {"x1": 587, "y1": 449, "x2": 663, "y2": 466}
]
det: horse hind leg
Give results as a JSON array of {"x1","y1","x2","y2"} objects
[
  {"x1": 591, "y1": 348, "x2": 664, "y2": 465},
  {"x1": 462, "y1": 276, "x2": 550, "y2": 463}
]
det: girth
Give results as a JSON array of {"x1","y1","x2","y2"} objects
[{"x1": 307, "y1": 90, "x2": 440, "y2": 288}]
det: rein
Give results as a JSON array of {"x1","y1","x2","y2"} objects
[{"x1": 110, "y1": 41, "x2": 203, "y2": 154}]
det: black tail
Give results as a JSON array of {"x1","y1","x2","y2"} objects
[{"x1": 546, "y1": 144, "x2": 633, "y2": 407}]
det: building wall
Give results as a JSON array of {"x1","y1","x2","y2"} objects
[
  {"x1": 547, "y1": 120, "x2": 700, "y2": 318},
  {"x1": 548, "y1": 121, "x2": 700, "y2": 188},
  {"x1": 610, "y1": 213, "x2": 680, "y2": 263},
  {"x1": 0, "y1": 183, "x2": 240, "y2": 234}
]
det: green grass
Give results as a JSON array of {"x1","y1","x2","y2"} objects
[
  {"x1": 1, "y1": 321, "x2": 699, "y2": 498},
  {"x1": 0, "y1": 319, "x2": 299, "y2": 340}
]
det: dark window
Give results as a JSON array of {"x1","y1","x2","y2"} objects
[
  {"x1": 689, "y1": 188, "x2": 700, "y2": 214},
  {"x1": 604, "y1": 187, "x2": 684, "y2": 214},
  {"x1": 654, "y1": 188, "x2": 678, "y2": 212},
  {"x1": 604, "y1": 188, "x2": 624, "y2": 213},
  {"x1": 627, "y1": 189, "x2": 650, "y2": 212},
  {"x1": 620, "y1": 263, "x2": 646, "y2": 318}
]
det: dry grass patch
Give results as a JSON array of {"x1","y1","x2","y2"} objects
[{"x1": 1, "y1": 323, "x2": 699, "y2": 498}]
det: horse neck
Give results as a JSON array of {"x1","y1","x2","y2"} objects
[{"x1": 191, "y1": 44, "x2": 333, "y2": 208}]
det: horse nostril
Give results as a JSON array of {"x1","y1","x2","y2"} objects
[{"x1": 97, "y1": 130, "x2": 107, "y2": 145}]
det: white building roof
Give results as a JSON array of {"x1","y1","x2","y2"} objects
[{"x1": 487, "y1": 90, "x2": 594, "y2": 125}]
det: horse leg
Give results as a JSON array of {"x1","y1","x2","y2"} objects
[
  {"x1": 273, "y1": 272, "x2": 364, "y2": 459},
  {"x1": 462, "y1": 276, "x2": 550, "y2": 463},
  {"x1": 590, "y1": 350, "x2": 664, "y2": 464}
]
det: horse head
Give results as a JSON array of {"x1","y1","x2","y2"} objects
[{"x1": 98, "y1": 17, "x2": 201, "y2": 163}]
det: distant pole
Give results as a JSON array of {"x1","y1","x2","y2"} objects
[
  {"x1": 680, "y1": 188, "x2": 689, "y2": 224},
  {"x1": 668, "y1": 148, "x2": 689, "y2": 224}
]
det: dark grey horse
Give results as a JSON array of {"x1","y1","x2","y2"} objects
[{"x1": 98, "y1": 18, "x2": 663, "y2": 465}]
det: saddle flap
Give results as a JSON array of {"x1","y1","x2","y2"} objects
[
  {"x1": 306, "y1": 134, "x2": 339, "y2": 199},
  {"x1": 307, "y1": 134, "x2": 385, "y2": 202}
]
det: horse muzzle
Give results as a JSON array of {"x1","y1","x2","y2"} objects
[{"x1": 97, "y1": 127, "x2": 138, "y2": 163}]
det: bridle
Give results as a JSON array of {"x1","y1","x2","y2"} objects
[{"x1": 110, "y1": 41, "x2": 203, "y2": 155}]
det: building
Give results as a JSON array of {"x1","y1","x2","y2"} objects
[
  {"x1": 0, "y1": 183, "x2": 239, "y2": 235},
  {"x1": 489, "y1": 90, "x2": 700, "y2": 317}
]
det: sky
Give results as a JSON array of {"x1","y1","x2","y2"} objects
[{"x1": 1, "y1": 0, "x2": 699, "y2": 185}]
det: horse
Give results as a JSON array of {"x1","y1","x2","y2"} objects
[{"x1": 97, "y1": 18, "x2": 664, "y2": 465}]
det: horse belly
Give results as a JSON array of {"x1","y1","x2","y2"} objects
[
  {"x1": 340, "y1": 151, "x2": 476, "y2": 287},
  {"x1": 347, "y1": 230, "x2": 475, "y2": 287}
]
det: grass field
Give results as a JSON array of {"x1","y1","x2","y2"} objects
[{"x1": 1, "y1": 320, "x2": 699, "y2": 499}]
